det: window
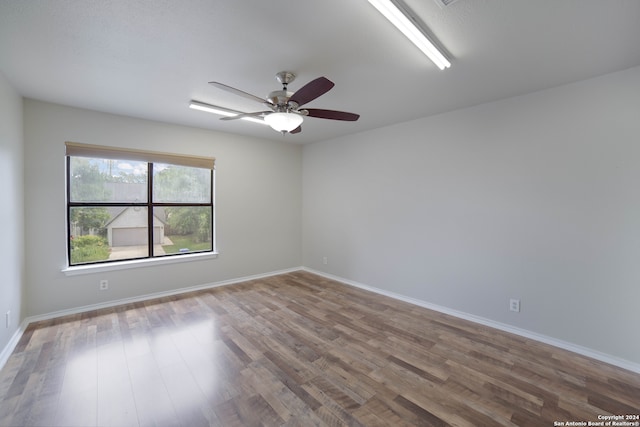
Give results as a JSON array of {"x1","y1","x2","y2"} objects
[{"x1": 66, "y1": 142, "x2": 215, "y2": 266}]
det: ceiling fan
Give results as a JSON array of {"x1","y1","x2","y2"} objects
[{"x1": 208, "y1": 71, "x2": 360, "y2": 134}]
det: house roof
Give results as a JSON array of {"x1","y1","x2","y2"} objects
[
  {"x1": 105, "y1": 207, "x2": 167, "y2": 228},
  {"x1": 1, "y1": 1, "x2": 639, "y2": 144}
]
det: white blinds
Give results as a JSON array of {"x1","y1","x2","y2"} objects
[{"x1": 65, "y1": 142, "x2": 215, "y2": 169}]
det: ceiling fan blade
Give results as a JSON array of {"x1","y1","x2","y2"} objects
[
  {"x1": 209, "y1": 81, "x2": 270, "y2": 105},
  {"x1": 305, "y1": 109, "x2": 360, "y2": 121},
  {"x1": 290, "y1": 125, "x2": 302, "y2": 134},
  {"x1": 220, "y1": 111, "x2": 270, "y2": 121},
  {"x1": 289, "y1": 77, "x2": 335, "y2": 107}
]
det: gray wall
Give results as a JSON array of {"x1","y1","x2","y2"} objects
[
  {"x1": 302, "y1": 66, "x2": 640, "y2": 365},
  {"x1": 0, "y1": 71, "x2": 24, "y2": 354},
  {"x1": 24, "y1": 100, "x2": 302, "y2": 316}
]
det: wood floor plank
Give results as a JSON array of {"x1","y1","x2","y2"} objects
[
  {"x1": 241, "y1": 362, "x2": 294, "y2": 422},
  {"x1": 127, "y1": 352, "x2": 181, "y2": 427},
  {"x1": 159, "y1": 361, "x2": 217, "y2": 427},
  {"x1": 96, "y1": 342, "x2": 138, "y2": 427},
  {"x1": 352, "y1": 395, "x2": 413, "y2": 427},
  {"x1": 1, "y1": 271, "x2": 639, "y2": 426}
]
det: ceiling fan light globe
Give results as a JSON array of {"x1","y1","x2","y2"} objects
[{"x1": 264, "y1": 112, "x2": 304, "y2": 132}]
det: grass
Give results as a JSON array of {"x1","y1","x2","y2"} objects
[
  {"x1": 70, "y1": 235, "x2": 110, "y2": 264},
  {"x1": 163, "y1": 234, "x2": 211, "y2": 254}
]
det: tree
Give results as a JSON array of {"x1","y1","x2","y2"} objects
[
  {"x1": 153, "y1": 165, "x2": 210, "y2": 203},
  {"x1": 165, "y1": 207, "x2": 211, "y2": 243},
  {"x1": 69, "y1": 158, "x2": 112, "y2": 201},
  {"x1": 70, "y1": 207, "x2": 111, "y2": 237},
  {"x1": 111, "y1": 170, "x2": 148, "y2": 184}
]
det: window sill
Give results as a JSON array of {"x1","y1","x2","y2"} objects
[{"x1": 62, "y1": 252, "x2": 218, "y2": 276}]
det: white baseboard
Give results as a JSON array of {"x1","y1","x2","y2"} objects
[
  {"x1": 0, "y1": 320, "x2": 29, "y2": 371},
  {"x1": 302, "y1": 267, "x2": 640, "y2": 375},
  {"x1": 0, "y1": 267, "x2": 301, "y2": 371}
]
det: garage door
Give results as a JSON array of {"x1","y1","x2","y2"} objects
[{"x1": 112, "y1": 228, "x2": 148, "y2": 246}]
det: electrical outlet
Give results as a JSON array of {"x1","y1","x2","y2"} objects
[
  {"x1": 99, "y1": 280, "x2": 109, "y2": 291},
  {"x1": 322, "y1": 257, "x2": 328, "y2": 265},
  {"x1": 509, "y1": 298, "x2": 521, "y2": 312}
]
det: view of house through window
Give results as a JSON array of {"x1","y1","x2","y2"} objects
[{"x1": 66, "y1": 144, "x2": 214, "y2": 266}]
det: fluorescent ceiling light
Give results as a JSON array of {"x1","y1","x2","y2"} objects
[
  {"x1": 366, "y1": 0, "x2": 451, "y2": 70},
  {"x1": 189, "y1": 101, "x2": 236, "y2": 116},
  {"x1": 189, "y1": 100, "x2": 267, "y2": 125}
]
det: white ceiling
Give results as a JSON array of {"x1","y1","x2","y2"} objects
[{"x1": 1, "y1": 0, "x2": 639, "y2": 144}]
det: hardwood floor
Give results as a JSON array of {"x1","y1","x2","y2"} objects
[{"x1": 0, "y1": 271, "x2": 638, "y2": 426}]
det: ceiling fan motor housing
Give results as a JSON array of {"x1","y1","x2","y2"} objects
[
  {"x1": 267, "y1": 90, "x2": 296, "y2": 110},
  {"x1": 268, "y1": 71, "x2": 302, "y2": 112}
]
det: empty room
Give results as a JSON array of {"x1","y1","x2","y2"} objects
[{"x1": 1, "y1": 1, "x2": 639, "y2": 426}]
